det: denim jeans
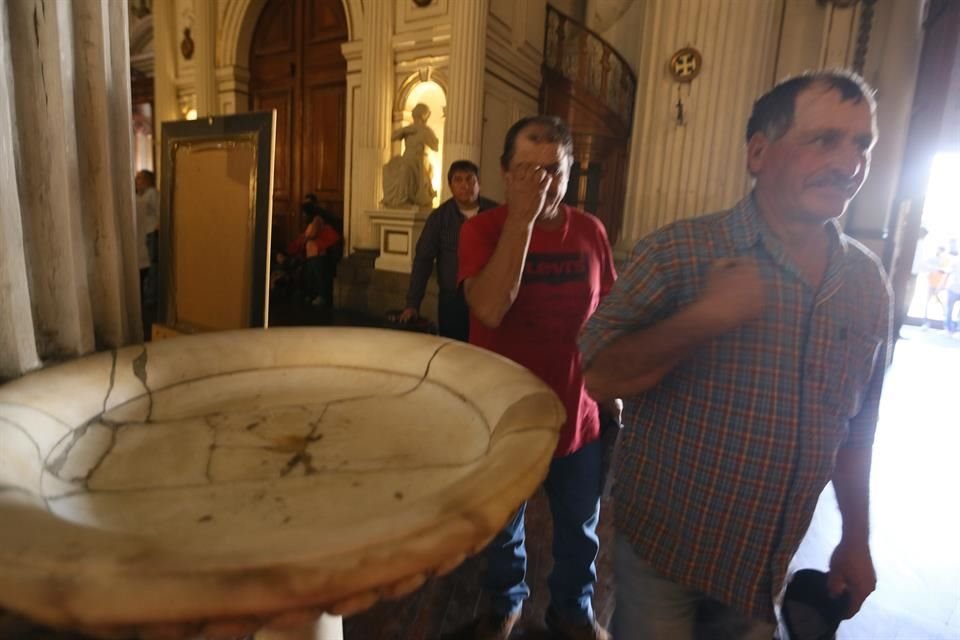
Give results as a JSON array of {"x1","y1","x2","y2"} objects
[
  {"x1": 946, "y1": 290, "x2": 960, "y2": 333},
  {"x1": 482, "y1": 437, "x2": 604, "y2": 623},
  {"x1": 612, "y1": 533, "x2": 776, "y2": 640}
]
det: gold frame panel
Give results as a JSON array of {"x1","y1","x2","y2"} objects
[{"x1": 158, "y1": 112, "x2": 276, "y2": 332}]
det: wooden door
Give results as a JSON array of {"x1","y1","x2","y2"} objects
[
  {"x1": 249, "y1": 0, "x2": 347, "y2": 248},
  {"x1": 888, "y1": 0, "x2": 960, "y2": 336}
]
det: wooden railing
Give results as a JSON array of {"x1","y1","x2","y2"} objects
[
  {"x1": 541, "y1": 5, "x2": 637, "y2": 245},
  {"x1": 544, "y1": 6, "x2": 637, "y2": 129}
]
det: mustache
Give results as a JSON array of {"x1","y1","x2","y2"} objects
[{"x1": 807, "y1": 171, "x2": 859, "y2": 191}]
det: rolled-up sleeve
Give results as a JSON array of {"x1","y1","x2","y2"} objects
[{"x1": 844, "y1": 279, "x2": 892, "y2": 450}]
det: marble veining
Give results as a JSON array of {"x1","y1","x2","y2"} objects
[{"x1": 0, "y1": 327, "x2": 564, "y2": 637}]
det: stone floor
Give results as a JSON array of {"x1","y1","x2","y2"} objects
[{"x1": 792, "y1": 324, "x2": 960, "y2": 640}]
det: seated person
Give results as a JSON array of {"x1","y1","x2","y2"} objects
[{"x1": 271, "y1": 196, "x2": 342, "y2": 306}]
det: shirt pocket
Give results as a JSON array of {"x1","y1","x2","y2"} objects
[{"x1": 825, "y1": 327, "x2": 882, "y2": 420}]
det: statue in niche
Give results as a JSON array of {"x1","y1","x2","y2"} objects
[{"x1": 382, "y1": 103, "x2": 439, "y2": 209}]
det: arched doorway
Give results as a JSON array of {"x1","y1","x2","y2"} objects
[{"x1": 249, "y1": 0, "x2": 347, "y2": 247}]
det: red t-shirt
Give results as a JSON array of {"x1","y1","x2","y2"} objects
[
  {"x1": 312, "y1": 224, "x2": 341, "y2": 254},
  {"x1": 458, "y1": 204, "x2": 616, "y2": 457},
  {"x1": 288, "y1": 224, "x2": 341, "y2": 257}
]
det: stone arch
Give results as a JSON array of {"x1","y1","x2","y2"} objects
[
  {"x1": 218, "y1": 0, "x2": 359, "y2": 69},
  {"x1": 393, "y1": 70, "x2": 449, "y2": 115}
]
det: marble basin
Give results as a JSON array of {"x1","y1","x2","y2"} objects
[{"x1": 0, "y1": 328, "x2": 564, "y2": 637}]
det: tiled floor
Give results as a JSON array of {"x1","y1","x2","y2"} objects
[
  {"x1": 792, "y1": 325, "x2": 960, "y2": 640},
  {"x1": 4, "y1": 326, "x2": 958, "y2": 639}
]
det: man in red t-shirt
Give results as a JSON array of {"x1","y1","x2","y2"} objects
[{"x1": 457, "y1": 116, "x2": 617, "y2": 640}]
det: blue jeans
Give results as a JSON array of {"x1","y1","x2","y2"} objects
[
  {"x1": 946, "y1": 290, "x2": 960, "y2": 333},
  {"x1": 482, "y1": 438, "x2": 604, "y2": 623}
]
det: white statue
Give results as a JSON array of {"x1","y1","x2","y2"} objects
[{"x1": 382, "y1": 103, "x2": 439, "y2": 209}]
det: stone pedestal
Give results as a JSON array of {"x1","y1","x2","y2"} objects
[
  {"x1": 443, "y1": 0, "x2": 489, "y2": 168},
  {"x1": 254, "y1": 615, "x2": 343, "y2": 640},
  {"x1": 366, "y1": 208, "x2": 431, "y2": 273},
  {"x1": 0, "y1": 328, "x2": 565, "y2": 638}
]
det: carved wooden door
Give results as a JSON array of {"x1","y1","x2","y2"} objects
[{"x1": 249, "y1": 0, "x2": 347, "y2": 247}]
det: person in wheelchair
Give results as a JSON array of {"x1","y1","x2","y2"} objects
[{"x1": 271, "y1": 194, "x2": 342, "y2": 307}]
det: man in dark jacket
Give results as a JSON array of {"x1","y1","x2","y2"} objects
[{"x1": 399, "y1": 160, "x2": 498, "y2": 340}]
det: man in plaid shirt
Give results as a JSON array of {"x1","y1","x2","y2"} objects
[{"x1": 579, "y1": 70, "x2": 891, "y2": 638}]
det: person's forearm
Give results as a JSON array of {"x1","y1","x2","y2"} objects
[
  {"x1": 833, "y1": 445, "x2": 872, "y2": 544},
  {"x1": 464, "y1": 220, "x2": 533, "y2": 328},
  {"x1": 584, "y1": 300, "x2": 737, "y2": 402}
]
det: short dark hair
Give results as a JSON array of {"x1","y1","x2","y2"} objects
[
  {"x1": 745, "y1": 69, "x2": 877, "y2": 143},
  {"x1": 137, "y1": 169, "x2": 156, "y2": 186},
  {"x1": 301, "y1": 193, "x2": 328, "y2": 223},
  {"x1": 447, "y1": 160, "x2": 479, "y2": 185},
  {"x1": 500, "y1": 115, "x2": 574, "y2": 170}
]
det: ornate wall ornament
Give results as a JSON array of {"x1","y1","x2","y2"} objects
[
  {"x1": 181, "y1": 27, "x2": 195, "y2": 60},
  {"x1": 669, "y1": 47, "x2": 702, "y2": 83}
]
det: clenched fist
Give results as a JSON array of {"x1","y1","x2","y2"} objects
[{"x1": 698, "y1": 257, "x2": 766, "y2": 331}]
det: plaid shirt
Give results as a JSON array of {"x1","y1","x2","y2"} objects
[{"x1": 579, "y1": 195, "x2": 891, "y2": 621}]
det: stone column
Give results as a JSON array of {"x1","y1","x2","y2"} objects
[
  {"x1": 193, "y1": 0, "x2": 219, "y2": 117},
  {"x1": 218, "y1": 65, "x2": 251, "y2": 114},
  {"x1": 0, "y1": 0, "x2": 141, "y2": 377},
  {"x1": 70, "y1": 0, "x2": 142, "y2": 348},
  {"x1": 353, "y1": 0, "x2": 394, "y2": 246},
  {"x1": 444, "y1": 0, "x2": 489, "y2": 172},
  {"x1": 0, "y1": 0, "x2": 39, "y2": 378},
  {"x1": 618, "y1": 0, "x2": 781, "y2": 253}
]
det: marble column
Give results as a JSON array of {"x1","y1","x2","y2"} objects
[
  {"x1": 0, "y1": 0, "x2": 142, "y2": 378},
  {"x1": 70, "y1": 0, "x2": 142, "y2": 351},
  {"x1": 0, "y1": 1, "x2": 39, "y2": 379},
  {"x1": 193, "y1": 0, "x2": 219, "y2": 117},
  {"x1": 443, "y1": 0, "x2": 489, "y2": 171},
  {"x1": 617, "y1": 0, "x2": 781, "y2": 253},
  {"x1": 354, "y1": 0, "x2": 394, "y2": 246},
  {"x1": 217, "y1": 64, "x2": 251, "y2": 114}
]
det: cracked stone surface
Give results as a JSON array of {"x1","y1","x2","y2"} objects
[{"x1": 0, "y1": 327, "x2": 564, "y2": 636}]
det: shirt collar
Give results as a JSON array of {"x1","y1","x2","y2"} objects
[
  {"x1": 728, "y1": 194, "x2": 764, "y2": 252},
  {"x1": 727, "y1": 192, "x2": 848, "y2": 292}
]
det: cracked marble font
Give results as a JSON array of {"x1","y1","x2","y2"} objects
[{"x1": 0, "y1": 328, "x2": 564, "y2": 637}]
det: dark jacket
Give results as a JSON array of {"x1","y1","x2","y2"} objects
[{"x1": 405, "y1": 195, "x2": 499, "y2": 310}]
